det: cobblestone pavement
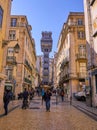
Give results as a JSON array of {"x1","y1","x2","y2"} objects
[{"x1": 0, "y1": 96, "x2": 97, "y2": 130}]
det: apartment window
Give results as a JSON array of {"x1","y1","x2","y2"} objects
[
  {"x1": 11, "y1": 18, "x2": 17, "y2": 27},
  {"x1": 0, "y1": 6, "x2": 3, "y2": 28},
  {"x1": 77, "y1": 19, "x2": 83, "y2": 25},
  {"x1": 79, "y1": 45, "x2": 86, "y2": 56},
  {"x1": 78, "y1": 31, "x2": 85, "y2": 39},
  {"x1": 44, "y1": 49, "x2": 48, "y2": 52},
  {"x1": 9, "y1": 30, "x2": 16, "y2": 40},
  {"x1": 7, "y1": 47, "x2": 14, "y2": 56}
]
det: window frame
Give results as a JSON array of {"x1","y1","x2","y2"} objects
[
  {"x1": 78, "y1": 31, "x2": 85, "y2": 39},
  {"x1": 10, "y1": 18, "x2": 17, "y2": 27},
  {"x1": 9, "y1": 30, "x2": 16, "y2": 40}
]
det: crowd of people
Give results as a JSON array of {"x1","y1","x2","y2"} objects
[{"x1": 3, "y1": 87, "x2": 66, "y2": 115}]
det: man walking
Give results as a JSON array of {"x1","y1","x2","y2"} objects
[
  {"x1": 22, "y1": 88, "x2": 29, "y2": 109},
  {"x1": 44, "y1": 90, "x2": 52, "y2": 112},
  {"x1": 3, "y1": 90, "x2": 11, "y2": 115}
]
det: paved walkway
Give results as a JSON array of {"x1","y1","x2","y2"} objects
[
  {"x1": 0, "y1": 96, "x2": 97, "y2": 130},
  {"x1": 0, "y1": 99, "x2": 21, "y2": 117}
]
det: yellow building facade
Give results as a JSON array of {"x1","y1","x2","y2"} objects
[
  {"x1": 57, "y1": 12, "x2": 87, "y2": 98},
  {"x1": 0, "y1": 0, "x2": 12, "y2": 98},
  {"x1": 4, "y1": 15, "x2": 36, "y2": 97}
]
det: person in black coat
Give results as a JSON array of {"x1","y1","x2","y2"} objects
[
  {"x1": 3, "y1": 90, "x2": 11, "y2": 115},
  {"x1": 44, "y1": 90, "x2": 52, "y2": 112},
  {"x1": 22, "y1": 88, "x2": 29, "y2": 109}
]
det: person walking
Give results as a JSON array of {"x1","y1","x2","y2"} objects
[
  {"x1": 3, "y1": 90, "x2": 11, "y2": 115},
  {"x1": 44, "y1": 90, "x2": 52, "y2": 112},
  {"x1": 60, "y1": 89, "x2": 65, "y2": 102},
  {"x1": 41, "y1": 88, "x2": 45, "y2": 105},
  {"x1": 29, "y1": 88, "x2": 34, "y2": 101},
  {"x1": 22, "y1": 88, "x2": 29, "y2": 109}
]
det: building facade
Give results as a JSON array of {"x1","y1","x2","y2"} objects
[
  {"x1": 57, "y1": 12, "x2": 87, "y2": 98},
  {"x1": 41, "y1": 31, "x2": 53, "y2": 85},
  {"x1": 53, "y1": 52, "x2": 58, "y2": 88},
  {"x1": 49, "y1": 58, "x2": 54, "y2": 87},
  {"x1": 4, "y1": 15, "x2": 36, "y2": 96},
  {"x1": 0, "y1": 0, "x2": 12, "y2": 99},
  {"x1": 84, "y1": 0, "x2": 97, "y2": 107},
  {"x1": 35, "y1": 55, "x2": 42, "y2": 88}
]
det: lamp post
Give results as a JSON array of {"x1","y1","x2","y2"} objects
[{"x1": 13, "y1": 43, "x2": 20, "y2": 97}]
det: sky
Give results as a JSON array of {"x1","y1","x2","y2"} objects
[{"x1": 11, "y1": 0, "x2": 84, "y2": 57}]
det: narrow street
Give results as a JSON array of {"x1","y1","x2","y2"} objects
[{"x1": 0, "y1": 96, "x2": 97, "y2": 130}]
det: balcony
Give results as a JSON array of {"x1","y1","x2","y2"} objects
[
  {"x1": 77, "y1": 72, "x2": 86, "y2": 79},
  {"x1": 24, "y1": 77, "x2": 32, "y2": 84},
  {"x1": 60, "y1": 57, "x2": 69, "y2": 69},
  {"x1": 25, "y1": 59, "x2": 32, "y2": 71},
  {"x1": 6, "y1": 56, "x2": 16, "y2": 65},
  {"x1": 76, "y1": 53, "x2": 86, "y2": 60}
]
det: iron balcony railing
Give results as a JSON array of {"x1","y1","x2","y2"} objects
[
  {"x1": 60, "y1": 57, "x2": 69, "y2": 69},
  {"x1": 25, "y1": 59, "x2": 32, "y2": 71},
  {"x1": 6, "y1": 56, "x2": 16, "y2": 65},
  {"x1": 76, "y1": 53, "x2": 86, "y2": 60},
  {"x1": 77, "y1": 72, "x2": 87, "y2": 79},
  {"x1": 24, "y1": 77, "x2": 32, "y2": 84}
]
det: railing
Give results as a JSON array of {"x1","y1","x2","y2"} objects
[
  {"x1": 77, "y1": 72, "x2": 87, "y2": 79},
  {"x1": 6, "y1": 56, "x2": 16, "y2": 65},
  {"x1": 24, "y1": 77, "x2": 32, "y2": 84},
  {"x1": 60, "y1": 57, "x2": 69, "y2": 69},
  {"x1": 25, "y1": 59, "x2": 32, "y2": 71},
  {"x1": 76, "y1": 53, "x2": 86, "y2": 60}
]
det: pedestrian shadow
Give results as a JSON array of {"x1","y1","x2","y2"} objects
[{"x1": 0, "y1": 105, "x2": 20, "y2": 118}]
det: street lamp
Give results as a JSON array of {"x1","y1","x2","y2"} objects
[{"x1": 14, "y1": 43, "x2": 20, "y2": 53}]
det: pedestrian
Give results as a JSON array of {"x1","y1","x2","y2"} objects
[
  {"x1": 60, "y1": 89, "x2": 65, "y2": 102},
  {"x1": 70, "y1": 96, "x2": 72, "y2": 105},
  {"x1": 3, "y1": 90, "x2": 11, "y2": 115},
  {"x1": 29, "y1": 88, "x2": 34, "y2": 101},
  {"x1": 44, "y1": 89, "x2": 52, "y2": 112},
  {"x1": 41, "y1": 88, "x2": 45, "y2": 105},
  {"x1": 22, "y1": 88, "x2": 29, "y2": 109}
]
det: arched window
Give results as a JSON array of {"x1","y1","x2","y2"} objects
[{"x1": 0, "y1": 6, "x2": 3, "y2": 28}]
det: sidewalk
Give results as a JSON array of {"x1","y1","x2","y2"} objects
[{"x1": 72, "y1": 99, "x2": 97, "y2": 115}]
